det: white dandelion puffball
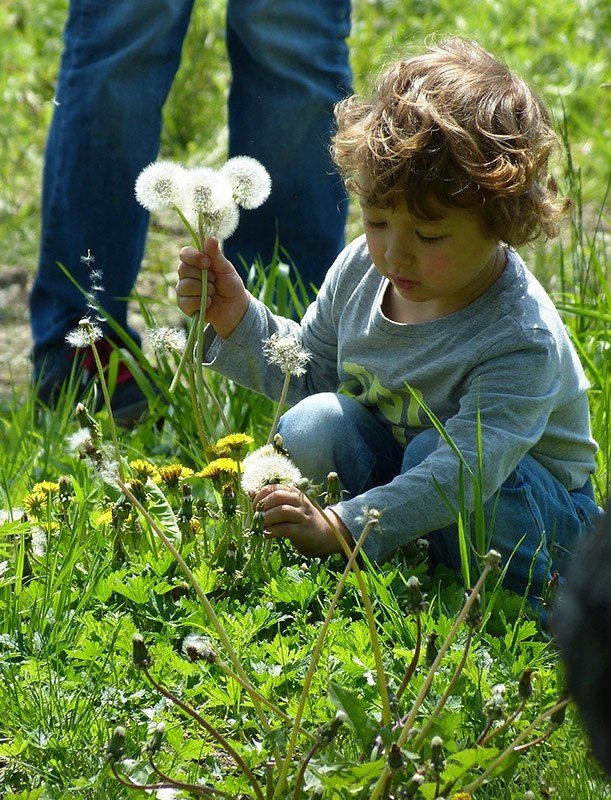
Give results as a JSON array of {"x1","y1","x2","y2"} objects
[
  {"x1": 65, "y1": 317, "x2": 103, "y2": 348},
  {"x1": 222, "y1": 156, "x2": 272, "y2": 209},
  {"x1": 184, "y1": 167, "x2": 239, "y2": 239},
  {"x1": 135, "y1": 160, "x2": 187, "y2": 211},
  {"x1": 241, "y1": 445, "x2": 302, "y2": 494},
  {"x1": 262, "y1": 333, "x2": 311, "y2": 377},
  {"x1": 147, "y1": 326, "x2": 187, "y2": 354}
]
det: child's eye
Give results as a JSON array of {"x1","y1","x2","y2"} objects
[
  {"x1": 416, "y1": 231, "x2": 443, "y2": 243},
  {"x1": 364, "y1": 218, "x2": 386, "y2": 229}
]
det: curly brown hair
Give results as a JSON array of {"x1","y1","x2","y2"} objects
[{"x1": 332, "y1": 37, "x2": 572, "y2": 246}]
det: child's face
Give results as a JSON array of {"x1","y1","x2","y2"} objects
[{"x1": 361, "y1": 197, "x2": 505, "y2": 322}]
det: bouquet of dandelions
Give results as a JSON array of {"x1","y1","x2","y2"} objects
[{"x1": 134, "y1": 157, "x2": 271, "y2": 403}]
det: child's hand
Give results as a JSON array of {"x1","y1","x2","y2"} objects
[
  {"x1": 251, "y1": 484, "x2": 352, "y2": 558},
  {"x1": 176, "y1": 236, "x2": 250, "y2": 339}
]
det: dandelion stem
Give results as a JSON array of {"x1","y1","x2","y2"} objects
[
  {"x1": 267, "y1": 371, "x2": 291, "y2": 445},
  {"x1": 187, "y1": 359, "x2": 212, "y2": 454},
  {"x1": 117, "y1": 479, "x2": 279, "y2": 763},
  {"x1": 169, "y1": 317, "x2": 198, "y2": 393},
  {"x1": 89, "y1": 342, "x2": 124, "y2": 481},
  {"x1": 143, "y1": 665, "x2": 264, "y2": 800},
  {"x1": 462, "y1": 697, "x2": 571, "y2": 794},
  {"x1": 272, "y1": 520, "x2": 374, "y2": 800},
  {"x1": 411, "y1": 629, "x2": 473, "y2": 749},
  {"x1": 369, "y1": 565, "x2": 493, "y2": 800},
  {"x1": 396, "y1": 613, "x2": 422, "y2": 701}
]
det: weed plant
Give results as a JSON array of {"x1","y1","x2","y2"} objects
[{"x1": 0, "y1": 1, "x2": 609, "y2": 798}]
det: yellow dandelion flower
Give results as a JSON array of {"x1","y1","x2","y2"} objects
[
  {"x1": 198, "y1": 458, "x2": 239, "y2": 481},
  {"x1": 157, "y1": 464, "x2": 195, "y2": 487},
  {"x1": 38, "y1": 521, "x2": 60, "y2": 535},
  {"x1": 451, "y1": 793, "x2": 473, "y2": 800},
  {"x1": 129, "y1": 459, "x2": 158, "y2": 479},
  {"x1": 23, "y1": 490, "x2": 49, "y2": 517},
  {"x1": 93, "y1": 509, "x2": 114, "y2": 527},
  {"x1": 190, "y1": 518, "x2": 202, "y2": 534},
  {"x1": 213, "y1": 433, "x2": 254, "y2": 456},
  {"x1": 32, "y1": 481, "x2": 60, "y2": 495}
]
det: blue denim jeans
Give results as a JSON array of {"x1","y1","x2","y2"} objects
[
  {"x1": 30, "y1": 0, "x2": 352, "y2": 374},
  {"x1": 278, "y1": 393, "x2": 603, "y2": 610}
]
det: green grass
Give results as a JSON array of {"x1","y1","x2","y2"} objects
[{"x1": 0, "y1": 0, "x2": 609, "y2": 798}]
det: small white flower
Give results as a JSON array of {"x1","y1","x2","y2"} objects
[
  {"x1": 262, "y1": 333, "x2": 311, "y2": 377},
  {"x1": 147, "y1": 326, "x2": 187, "y2": 354},
  {"x1": 135, "y1": 160, "x2": 187, "y2": 211},
  {"x1": 65, "y1": 317, "x2": 103, "y2": 349},
  {"x1": 222, "y1": 156, "x2": 272, "y2": 209},
  {"x1": 241, "y1": 444, "x2": 302, "y2": 494},
  {"x1": 184, "y1": 167, "x2": 239, "y2": 239}
]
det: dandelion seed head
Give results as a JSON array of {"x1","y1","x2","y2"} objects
[
  {"x1": 135, "y1": 160, "x2": 187, "y2": 211},
  {"x1": 262, "y1": 333, "x2": 311, "y2": 377},
  {"x1": 147, "y1": 326, "x2": 187, "y2": 354},
  {"x1": 67, "y1": 427, "x2": 94, "y2": 453},
  {"x1": 222, "y1": 156, "x2": 272, "y2": 209},
  {"x1": 240, "y1": 444, "x2": 302, "y2": 494},
  {"x1": 183, "y1": 168, "x2": 240, "y2": 239},
  {"x1": 65, "y1": 317, "x2": 103, "y2": 348}
]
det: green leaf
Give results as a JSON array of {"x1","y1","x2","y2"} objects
[
  {"x1": 328, "y1": 681, "x2": 378, "y2": 754},
  {"x1": 144, "y1": 479, "x2": 182, "y2": 547}
]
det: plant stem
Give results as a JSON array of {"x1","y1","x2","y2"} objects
[
  {"x1": 462, "y1": 697, "x2": 571, "y2": 794},
  {"x1": 117, "y1": 479, "x2": 279, "y2": 762},
  {"x1": 369, "y1": 566, "x2": 492, "y2": 800},
  {"x1": 267, "y1": 371, "x2": 291, "y2": 445},
  {"x1": 396, "y1": 613, "x2": 422, "y2": 701},
  {"x1": 143, "y1": 666, "x2": 264, "y2": 800},
  {"x1": 90, "y1": 342, "x2": 125, "y2": 481},
  {"x1": 271, "y1": 520, "x2": 374, "y2": 800}
]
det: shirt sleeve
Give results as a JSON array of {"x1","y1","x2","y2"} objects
[
  {"x1": 332, "y1": 328, "x2": 563, "y2": 562},
  {"x1": 200, "y1": 248, "x2": 350, "y2": 404}
]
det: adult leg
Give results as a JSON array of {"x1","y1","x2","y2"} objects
[
  {"x1": 225, "y1": 0, "x2": 353, "y2": 292},
  {"x1": 30, "y1": 0, "x2": 195, "y2": 396}
]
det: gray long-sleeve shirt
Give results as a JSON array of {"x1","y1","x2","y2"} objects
[{"x1": 203, "y1": 235, "x2": 598, "y2": 560}]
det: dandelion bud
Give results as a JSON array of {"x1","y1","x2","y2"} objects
[
  {"x1": 58, "y1": 475, "x2": 74, "y2": 502},
  {"x1": 425, "y1": 632, "x2": 438, "y2": 666},
  {"x1": 126, "y1": 479, "x2": 147, "y2": 505},
  {"x1": 431, "y1": 735, "x2": 445, "y2": 773},
  {"x1": 132, "y1": 633, "x2": 152, "y2": 669},
  {"x1": 484, "y1": 549, "x2": 502, "y2": 570},
  {"x1": 250, "y1": 510, "x2": 265, "y2": 536},
  {"x1": 146, "y1": 722, "x2": 166, "y2": 755},
  {"x1": 387, "y1": 743, "x2": 404, "y2": 772},
  {"x1": 182, "y1": 633, "x2": 217, "y2": 663},
  {"x1": 178, "y1": 483, "x2": 193, "y2": 523},
  {"x1": 324, "y1": 472, "x2": 343, "y2": 505},
  {"x1": 406, "y1": 575, "x2": 427, "y2": 614},
  {"x1": 518, "y1": 669, "x2": 533, "y2": 700},
  {"x1": 272, "y1": 433, "x2": 289, "y2": 456},
  {"x1": 316, "y1": 710, "x2": 346, "y2": 746},
  {"x1": 221, "y1": 483, "x2": 238, "y2": 517},
  {"x1": 523, "y1": 792, "x2": 536, "y2": 800},
  {"x1": 484, "y1": 684, "x2": 506, "y2": 721},
  {"x1": 106, "y1": 726, "x2": 126, "y2": 762},
  {"x1": 550, "y1": 699, "x2": 567, "y2": 727},
  {"x1": 404, "y1": 772, "x2": 425, "y2": 797}
]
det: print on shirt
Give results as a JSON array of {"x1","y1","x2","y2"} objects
[{"x1": 341, "y1": 361, "x2": 425, "y2": 445}]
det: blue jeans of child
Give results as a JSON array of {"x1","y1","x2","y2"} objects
[
  {"x1": 278, "y1": 393, "x2": 602, "y2": 610},
  {"x1": 30, "y1": 0, "x2": 352, "y2": 374}
]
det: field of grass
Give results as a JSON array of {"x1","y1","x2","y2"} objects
[{"x1": 0, "y1": 0, "x2": 609, "y2": 798}]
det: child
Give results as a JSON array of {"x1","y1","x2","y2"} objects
[{"x1": 176, "y1": 37, "x2": 602, "y2": 610}]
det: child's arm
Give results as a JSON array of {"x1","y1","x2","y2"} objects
[
  {"x1": 250, "y1": 483, "x2": 353, "y2": 557},
  {"x1": 176, "y1": 237, "x2": 250, "y2": 339}
]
